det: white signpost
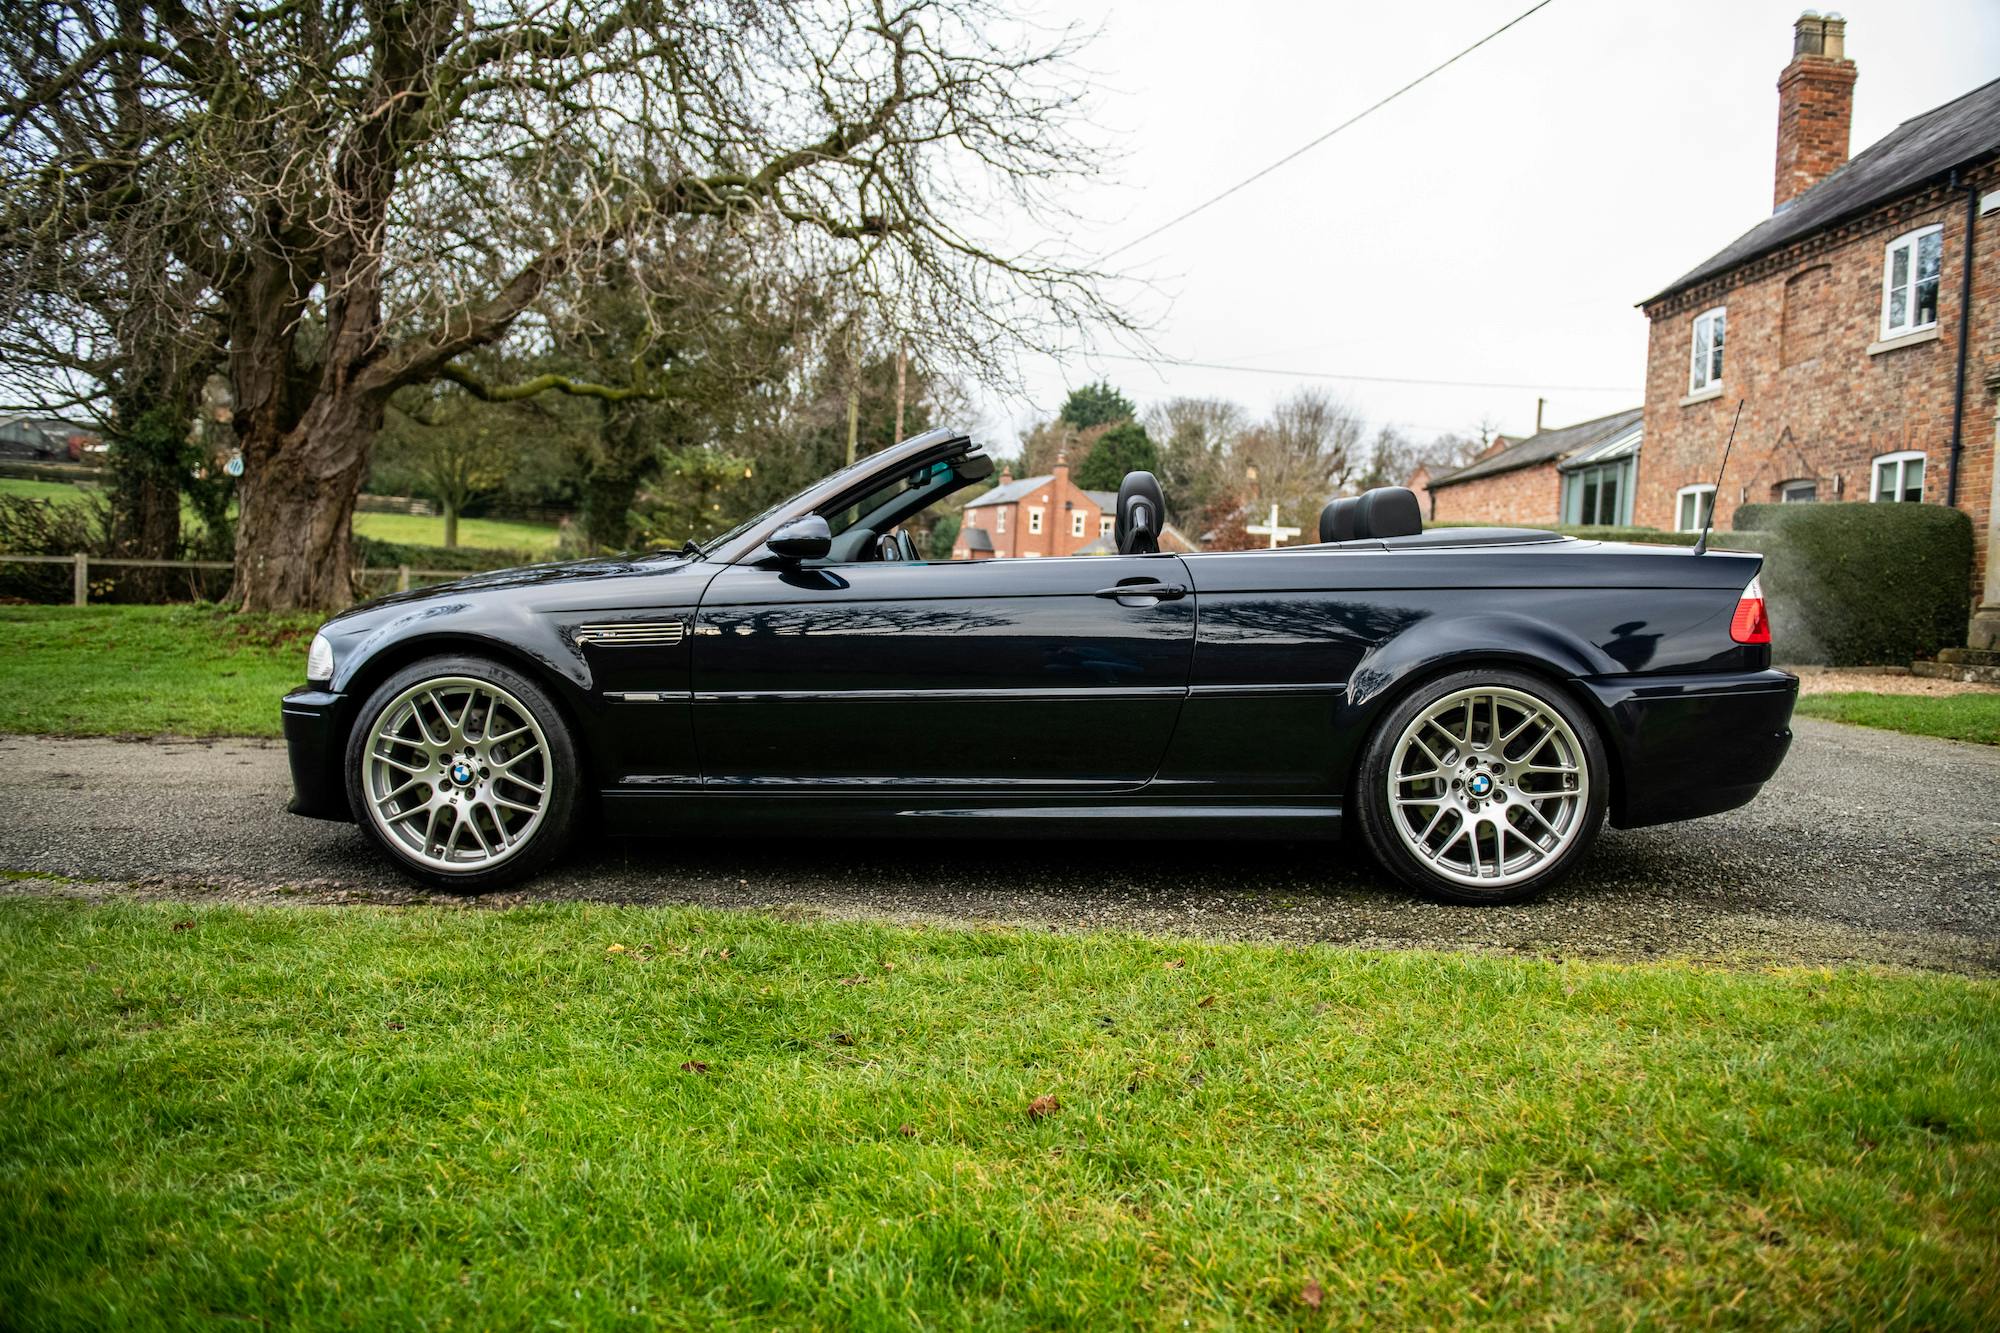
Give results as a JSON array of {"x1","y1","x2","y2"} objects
[{"x1": 1245, "y1": 503, "x2": 1302, "y2": 549}]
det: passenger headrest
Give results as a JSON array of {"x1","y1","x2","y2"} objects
[
  {"x1": 1115, "y1": 471, "x2": 1165, "y2": 555},
  {"x1": 1355, "y1": 486, "x2": 1422, "y2": 539},
  {"x1": 1319, "y1": 496, "x2": 1361, "y2": 543}
]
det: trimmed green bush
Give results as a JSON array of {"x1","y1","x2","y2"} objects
[
  {"x1": 351, "y1": 535, "x2": 539, "y2": 573},
  {"x1": 1730, "y1": 502, "x2": 1971, "y2": 666}
]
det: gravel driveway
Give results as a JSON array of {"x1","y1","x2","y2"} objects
[{"x1": 2, "y1": 719, "x2": 1995, "y2": 973}]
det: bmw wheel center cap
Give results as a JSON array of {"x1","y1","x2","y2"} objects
[
  {"x1": 450, "y1": 761, "x2": 475, "y2": 786},
  {"x1": 1467, "y1": 773, "x2": 1494, "y2": 798}
]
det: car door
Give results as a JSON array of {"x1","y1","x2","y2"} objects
[{"x1": 690, "y1": 553, "x2": 1195, "y2": 791}]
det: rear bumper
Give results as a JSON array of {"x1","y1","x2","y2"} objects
[
  {"x1": 1577, "y1": 669, "x2": 1797, "y2": 829},
  {"x1": 282, "y1": 688, "x2": 352, "y2": 822}
]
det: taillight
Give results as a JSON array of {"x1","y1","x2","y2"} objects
[{"x1": 1730, "y1": 574, "x2": 1771, "y2": 645}]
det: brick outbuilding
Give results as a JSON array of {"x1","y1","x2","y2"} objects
[
  {"x1": 1635, "y1": 13, "x2": 2000, "y2": 644},
  {"x1": 1423, "y1": 409, "x2": 1642, "y2": 528}
]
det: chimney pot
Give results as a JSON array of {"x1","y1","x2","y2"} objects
[{"x1": 1774, "y1": 12, "x2": 1856, "y2": 210}]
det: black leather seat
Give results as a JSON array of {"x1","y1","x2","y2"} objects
[
  {"x1": 1115, "y1": 471, "x2": 1166, "y2": 554},
  {"x1": 1319, "y1": 496, "x2": 1360, "y2": 543},
  {"x1": 1320, "y1": 487, "x2": 1423, "y2": 542}
]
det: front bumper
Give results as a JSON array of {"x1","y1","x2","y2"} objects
[
  {"x1": 1577, "y1": 668, "x2": 1797, "y2": 829},
  {"x1": 281, "y1": 687, "x2": 352, "y2": 822}
]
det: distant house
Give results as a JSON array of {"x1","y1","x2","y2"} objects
[
  {"x1": 1634, "y1": 12, "x2": 1998, "y2": 644},
  {"x1": 0, "y1": 415, "x2": 99, "y2": 462},
  {"x1": 1423, "y1": 409, "x2": 1643, "y2": 528},
  {"x1": 951, "y1": 453, "x2": 1117, "y2": 559}
]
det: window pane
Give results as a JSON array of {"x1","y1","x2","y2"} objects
[
  {"x1": 1599, "y1": 474, "x2": 1619, "y2": 525},
  {"x1": 1916, "y1": 273, "x2": 1939, "y2": 327},
  {"x1": 1891, "y1": 244, "x2": 1910, "y2": 289},
  {"x1": 1917, "y1": 231, "x2": 1941, "y2": 282},
  {"x1": 1905, "y1": 458, "x2": 1925, "y2": 501},
  {"x1": 1709, "y1": 313, "x2": 1725, "y2": 381},
  {"x1": 1888, "y1": 286, "x2": 1907, "y2": 330}
]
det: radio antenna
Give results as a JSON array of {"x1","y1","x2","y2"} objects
[{"x1": 1691, "y1": 398, "x2": 1745, "y2": 556}]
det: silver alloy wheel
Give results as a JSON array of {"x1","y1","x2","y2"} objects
[
  {"x1": 1386, "y1": 685, "x2": 1590, "y2": 889},
  {"x1": 361, "y1": 676, "x2": 552, "y2": 873}
]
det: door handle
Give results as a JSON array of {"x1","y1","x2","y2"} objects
[{"x1": 1092, "y1": 581, "x2": 1188, "y2": 601}]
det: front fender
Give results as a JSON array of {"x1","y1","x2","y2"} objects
[{"x1": 330, "y1": 599, "x2": 594, "y2": 697}]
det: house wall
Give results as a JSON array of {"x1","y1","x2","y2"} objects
[
  {"x1": 952, "y1": 460, "x2": 1107, "y2": 559},
  {"x1": 1637, "y1": 165, "x2": 2000, "y2": 590},
  {"x1": 1426, "y1": 462, "x2": 1562, "y2": 527}
]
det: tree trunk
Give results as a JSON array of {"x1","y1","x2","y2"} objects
[
  {"x1": 443, "y1": 502, "x2": 459, "y2": 549},
  {"x1": 230, "y1": 392, "x2": 379, "y2": 613}
]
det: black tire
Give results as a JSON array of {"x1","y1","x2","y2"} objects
[
  {"x1": 1354, "y1": 667, "x2": 1608, "y2": 906},
  {"x1": 344, "y1": 655, "x2": 580, "y2": 891}
]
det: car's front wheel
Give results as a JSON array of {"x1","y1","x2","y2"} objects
[
  {"x1": 1354, "y1": 668, "x2": 1607, "y2": 905},
  {"x1": 344, "y1": 656, "x2": 579, "y2": 890}
]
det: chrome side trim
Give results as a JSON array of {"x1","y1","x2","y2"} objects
[
  {"x1": 690, "y1": 685, "x2": 1187, "y2": 703},
  {"x1": 1186, "y1": 682, "x2": 1348, "y2": 699},
  {"x1": 575, "y1": 621, "x2": 686, "y2": 648},
  {"x1": 604, "y1": 690, "x2": 693, "y2": 703}
]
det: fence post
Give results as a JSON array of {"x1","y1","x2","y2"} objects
[
  {"x1": 72, "y1": 552, "x2": 87, "y2": 606},
  {"x1": 397, "y1": 564, "x2": 411, "y2": 592}
]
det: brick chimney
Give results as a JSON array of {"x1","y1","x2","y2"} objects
[{"x1": 1773, "y1": 11, "x2": 1855, "y2": 211}]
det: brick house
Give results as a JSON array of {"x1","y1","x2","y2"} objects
[
  {"x1": 951, "y1": 454, "x2": 1117, "y2": 559},
  {"x1": 1634, "y1": 13, "x2": 1999, "y2": 643},
  {"x1": 1422, "y1": 409, "x2": 1642, "y2": 527}
]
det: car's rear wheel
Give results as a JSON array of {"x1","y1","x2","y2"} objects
[
  {"x1": 1355, "y1": 668, "x2": 1606, "y2": 905},
  {"x1": 345, "y1": 657, "x2": 579, "y2": 890}
]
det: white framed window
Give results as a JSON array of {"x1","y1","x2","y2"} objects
[
  {"x1": 1028, "y1": 506, "x2": 1043, "y2": 534},
  {"x1": 994, "y1": 508, "x2": 1005, "y2": 534},
  {"x1": 1871, "y1": 451, "x2": 1925, "y2": 502},
  {"x1": 1099, "y1": 515, "x2": 1113, "y2": 537},
  {"x1": 1022, "y1": 550, "x2": 1041, "y2": 558},
  {"x1": 1688, "y1": 307, "x2": 1726, "y2": 394},
  {"x1": 1070, "y1": 511, "x2": 1086, "y2": 537},
  {"x1": 1675, "y1": 484, "x2": 1715, "y2": 533},
  {"x1": 1777, "y1": 479, "x2": 1818, "y2": 503},
  {"x1": 1881, "y1": 225, "x2": 1942, "y2": 339}
]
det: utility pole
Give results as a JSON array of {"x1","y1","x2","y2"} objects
[
  {"x1": 894, "y1": 340, "x2": 908, "y2": 444},
  {"x1": 844, "y1": 320, "x2": 860, "y2": 466}
]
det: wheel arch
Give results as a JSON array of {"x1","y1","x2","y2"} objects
[
  {"x1": 1333, "y1": 625, "x2": 1628, "y2": 820},
  {"x1": 330, "y1": 633, "x2": 598, "y2": 805}
]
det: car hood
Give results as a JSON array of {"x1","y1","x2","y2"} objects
[{"x1": 325, "y1": 553, "x2": 692, "y2": 627}]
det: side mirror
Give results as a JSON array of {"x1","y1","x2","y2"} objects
[{"x1": 767, "y1": 513, "x2": 832, "y2": 562}]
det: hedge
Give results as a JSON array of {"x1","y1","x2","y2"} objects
[
  {"x1": 351, "y1": 535, "x2": 540, "y2": 573},
  {"x1": 1729, "y1": 502, "x2": 1971, "y2": 666}
]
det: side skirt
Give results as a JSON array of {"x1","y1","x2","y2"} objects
[{"x1": 598, "y1": 792, "x2": 1343, "y2": 841}]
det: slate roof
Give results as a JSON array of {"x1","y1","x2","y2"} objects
[
  {"x1": 1645, "y1": 76, "x2": 2000, "y2": 304},
  {"x1": 958, "y1": 526, "x2": 994, "y2": 552},
  {"x1": 1428, "y1": 407, "x2": 1643, "y2": 488},
  {"x1": 962, "y1": 474, "x2": 1117, "y2": 511}
]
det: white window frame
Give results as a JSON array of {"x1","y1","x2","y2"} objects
[
  {"x1": 1688, "y1": 307, "x2": 1726, "y2": 395},
  {"x1": 1675, "y1": 484, "x2": 1715, "y2": 534},
  {"x1": 994, "y1": 508, "x2": 1005, "y2": 534},
  {"x1": 1880, "y1": 225, "x2": 1943, "y2": 341},
  {"x1": 1870, "y1": 450, "x2": 1926, "y2": 502},
  {"x1": 1027, "y1": 506, "x2": 1043, "y2": 534},
  {"x1": 1777, "y1": 479, "x2": 1818, "y2": 503},
  {"x1": 1099, "y1": 514, "x2": 1113, "y2": 537},
  {"x1": 1070, "y1": 510, "x2": 1086, "y2": 537}
]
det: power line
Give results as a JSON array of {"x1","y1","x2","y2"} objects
[
  {"x1": 1098, "y1": 0, "x2": 1560, "y2": 263},
  {"x1": 1089, "y1": 351, "x2": 1635, "y2": 395}
]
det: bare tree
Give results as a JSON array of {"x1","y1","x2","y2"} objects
[
  {"x1": 1145, "y1": 395, "x2": 1244, "y2": 519},
  {"x1": 1236, "y1": 386, "x2": 1364, "y2": 522},
  {"x1": 2, "y1": 0, "x2": 1124, "y2": 610}
]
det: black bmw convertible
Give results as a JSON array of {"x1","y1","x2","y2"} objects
[{"x1": 283, "y1": 427, "x2": 1796, "y2": 904}]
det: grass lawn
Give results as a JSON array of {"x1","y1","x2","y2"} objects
[
  {"x1": 1, "y1": 899, "x2": 1995, "y2": 1328},
  {"x1": 350, "y1": 508, "x2": 560, "y2": 554},
  {"x1": 2, "y1": 474, "x2": 559, "y2": 555},
  {"x1": 1795, "y1": 691, "x2": 2000, "y2": 746},
  {"x1": 0, "y1": 605, "x2": 308, "y2": 736}
]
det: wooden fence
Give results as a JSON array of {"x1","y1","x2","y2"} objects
[{"x1": 0, "y1": 552, "x2": 476, "y2": 605}]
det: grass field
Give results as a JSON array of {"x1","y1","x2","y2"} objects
[
  {"x1": 1, "y1": 474, "x2": 561, "y2": 554},
  {"x1": 0, "y1": 605, "x2": 307, "y2": 736},
  {"x1": 1, "y1": 899, "x2": 1995, "y2": 1329},
  {"x1": 1796, "y1": 691, "x2": 2000, "y2": 746}
]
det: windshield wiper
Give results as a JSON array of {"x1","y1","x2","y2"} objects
[{"x1": 679, "y1": 538, "x2": 705, "y2": 560}]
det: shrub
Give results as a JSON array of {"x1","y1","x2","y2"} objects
[
  {"x1": 1731, "y1": 502, "x2": 1971, "y2": 666},
  {"x1": 351, "y1": 535, "x2": 538, "y2": 573}
]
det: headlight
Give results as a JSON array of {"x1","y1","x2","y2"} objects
[{"x1": 306, "y1": 632, "x2": 335, "y2": 684}]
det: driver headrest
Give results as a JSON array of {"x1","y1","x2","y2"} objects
[
  {"x1": 1115, "y1": 471, "x2": 1165, "y2": 555},
  {"x1": 1319, "y1": 497, "x2": 1360, "y2": 543},
  {"x1": 1355, "y1": 486, "x2": 1423, "y2": 539}
]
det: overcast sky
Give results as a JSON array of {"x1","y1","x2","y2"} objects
[{"x1": 975, "y1": 0, "x2": 2000, "y2": 450}]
